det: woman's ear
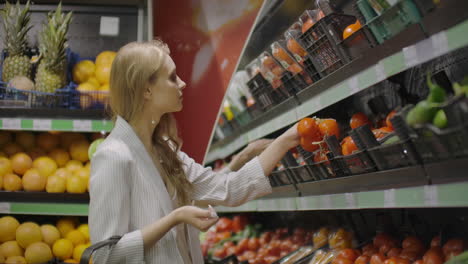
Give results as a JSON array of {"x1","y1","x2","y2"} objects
[{"x1": 144, "y1": 87, "x2": 152, "y2": 100}]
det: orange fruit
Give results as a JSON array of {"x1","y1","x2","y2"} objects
[
  {"x1": 15, "y1": 132, "x2": 35, "y2": 150},
  {"x1": 343, "y1": 21, "x2": 362, "y2": 40},
  {"x1": 49, "y1": 148, "x2": 71, "y2": 167},
  {"x1": 77, "y1": 224, "x2": 89, "y2": 241},
  {"x1": 3, "y1": 173, "x2": 22, "y2": 191},
  {"x1": 302, "y1": 18, "x2": 314, "y2": 33},
  {"x1": 3, "y1": 143, "x2": 23, "y2": 157},
  {"x1": 24, "y1": 242, "x2": 53, "y2": 264},
  {"x1": 95, "y1": 51, "x2": 116, "y2": 67},
  {"x1": 40, "y1": 224, "x2": 61, "y2": 246},
  {"x1": 77, "y1": 82, "x2": 97, "y2": 109},
  {"x1": 60, "y1": 133, "x2": 86, "y2": 149},
  {"x1": 66, "y1": 175, "x2": 87, "y2": 194},
  {"x1": 53, "y1": 239, "x2": 74, "y2": 260},
  {"x1": 0, "y1": 131, "x2": 12, "y2": 147},
  {"x1": 287, "y1": 38, "x2": 307, "y2": 58},
  {"x1": 0, "y1": 241, "x2": 24, "y2": 258},
  {"x1": 350, "y1": 112, "x2": 372, "y2": 130},
  {"x1": 46, "y1": 174, "x2": 66, "y2": 193},
  {"x1": 318, "y1": 119, "x2": 340, "y2": 139},
  {"x1": 341, "y1": 136, "x2": 358, "y2": 156},
  {"x1": 26, "y1": 147, "x2": 46, "y2": 161},
  {"x1": 33, "y1": 156, "x2": 57, "y2": 177},
  {"x1": 73, "y1": 244, "x2": 87, "y2": 262},
  {"x1": 272, "y1": 46, "x2": 294, "y2": 65},
  {"x1": 11, "y1": 152, "x2": 32, "y2": 175},
  {"x1": 297, "y1": 118, "x2": 321, "y2": 140},
  {"x1": 56, "y1": 218, "x2": 77, "y2": 237},
  {"x1": 5, "y1": 256, "x2": 27, "y2": 263},
  {"x1": 65, "y1": 160, "x2": 83, "y2": 174},
  {"x1": 66, "y1": 230, "x2": 86, "y2": 246},
  {"x1": 16, "y1": 222, "x2": 43, "y2": 249},
  {"x1": 54, "y1": 168, "x2": 71, "y2": 180},
  {"x1": 0, "y1": 157, "x2": 13, "y2": 176},
  {"x1": 95, "y1": 65, "x2": 111, "y2": 85},
  {"x1": 386, "y1": 110, "x2": 397, "y2": 130},
  {"x1": 22, "y1": 168, "x2": 47, "y2": 192},
  {"x1": 69, "y1": 140, "x2": 90, "y2": 163},
  {"x1": 37, "y1": 133, "x2": 59, "y2": 152},
  {"x1": 74, "y1": 167, "x2": 90, "y2": 183},
  {"x1": 300, "y1": 136, "x2": 320, "y2": 152},
  {"x1": 72, "y1": 60, "x2": 96, "y2": 84},
  {"x1": 261, "y1": 56, "x2": 276, "y2": 69},
  {"x1": 87, "y1": 77, "x2": 100, "y2": 89},
  {"x1": 0, "y1": 216, "x2": 20, "y2": 242}
]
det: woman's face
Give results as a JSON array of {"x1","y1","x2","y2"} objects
[{"x1": 146, "y1": 54, "x2": 186, "y2": 114}]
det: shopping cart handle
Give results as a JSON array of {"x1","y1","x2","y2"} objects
[{"x1": 80, "y1": 235, "x2": 121, "y2": 264}]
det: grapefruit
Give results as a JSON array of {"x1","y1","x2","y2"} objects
[
  {"x1": 66, "y1": 175, "x2": 87, "y2": 194},
  {"x1": 0, "y1": 157, "x2": 13, "y2": 176},
  {"x1": 65, "y1": 160, "x2": 83, "y2": 174},
  {"x1": 0, "y1": 241, "x2": 24, "y2": 257},
  {"x1": 74, "y1": 167, "x2": 90, "y2": 184},
  {"x1": 66, "y1": 230, "x2": 86, "y2": 246},
  {"x1": 56, "y1": 218, "x2": 77, "y2": 237},
  {"x1": 24, "y1": 242, "x2": 53, "y2": 264},
  {"x1": 26, "y1": 147, "x2": 46, "y2": 161},
  {"x1": 32, "y1": 156, "x2": 57, "y2": 177},
  {"x1": 46, "y1": 174, "x2": 66, "y2": 193},
  {"x1": 69, "y1": 140, "x2": 90, "y2": 162},
  {"x1": 95, "y1": 65, "x2": 111, "y2": 85},
  {"x1": 16, "y1": 222, "x2": 42, "y2": 249},
  {"x1": 72, "y1": 60, "x2": 96, "y2": 84},
  {"x1": 0, "y1": 216, "x2": 20, "y2": 242},
  {"x1": 37, "y1": 133, "x2": 59, "y2": 152},
  {"x1": 5, "y1": 256, "x2": 27, "y2": 263},
  {"x1": 3, "y1": 143, "x2": 23, "y2": 157},
  {"x1": 15, "y1": 132, "x2": 35, "y2": 150},
  {"x1": 54, "y1": 168, "x2": 71, "y2": 180},
  {"x1": 73, "y1": 244, "x2": 87, "y2": 262},
  {"x1": 0, "y1": 131, "x2": 12, "y2": 146},
  {"x1": 40, "y1": 224, "x2": 61, "y2": 246},
  {"x1": 95, "y1": 51, "x2": 116, "y2": 67},
  {"x1": 22, "y1": 169, "x2": 46, "y2": 192},
  {"x1": 64, "y1": 259, "x2": 78, "y2": 263},
  {"x1": 52, "y1": 239, "x2": 74, "y2": 260},
  {"x1": 49, "y1": 148, "x2": 70, "y2": 167},
  {"x1": 77, "y1": 224, "x2": 90, "y2": 241},
  {"x1": 3, "y1": 173, "x2": 22, "y2": 191},
  {"x1": 11, "y1": 153, "x2": 32, "y2": 175}
]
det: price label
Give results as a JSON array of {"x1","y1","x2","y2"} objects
[
  {"x1": 384, "y1": 189, "x2": 396, "y2": 208},
  {"x1": 33, "y1": 119, "x2": 51, "y2": 131},
  {"x1": 2, "y1": 118, "x2": 21, "y2": 130},
  {"x1": 73, "y1": 120, "x2": 92, "y2": 132},
  {"x1": 0, "y1": 203, "x2": 10, "y2": 213}
]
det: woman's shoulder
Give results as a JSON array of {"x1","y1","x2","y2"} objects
[{"x1": 94, "y1": 136, "x2": 133, "y2": 162}]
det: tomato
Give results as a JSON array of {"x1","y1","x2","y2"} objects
[
  {"x1": 281, "y1": 251, "x2": 290, "y2": 258},
  {"x1": 373, "y1": 129, "x2": 388, "y2": 140},
  {"x1": 287, "y1": 38, "x2": 307, "y2": 58},
  {"x1": 442, "y1": 239, "x2": 465, "y2": 256},
  {"x1": 216, "y1": 231, "x2": 232, "y2": 241},
  {"x1": 280, "y1": 240, "x2": 292, "y2": 252},
  {"x1": 298, "y1": 118, "x2": 321, "y2": 138},
  {"x1": 445, "y1": 249, "x2": 463, "y2": 261},
  {"x1": 319, "y1": 118, "x2": 340, "y2": 138},
  {"x1": 202, "y1": 243, "x2": 209, "y2": 257},
  {"x1": 413, "y1": 260, "x2": 423, "y2": 264},
  {"x1": 341, "y1": 136, "x2": 358, "y2": 156},
  {"x1": 370, "y1": 253, "x2": 387, "y2": 264},
  {"x1": 275, "y1": 228, "x2": 289, "y2": 238},
  {"x1": 355, "y1": 255, "x2": 371, "y2": 264},
  {"x1": 214, "y1": 247, "x2": 227, "y2": 259},
  {"x1": 226, "y1": 245, "x2": 237, "y2": 256},
  {"x1": 216, "y1": 217, "x2": 233, "y2": 232},
  {"x1": 242, "y1": 251, "x2": 257, "y2": 261},
  {"x1": 430, "y1": 236, "x2": 440, "y2": 248},
  {"x1": 402, "y1": 236, "x2": 425, "y2": 255},
  {"x1": 260, "y1": 232, "x2": 273, "y2": 246},
  {"x1": 302, "y1": 18, "x2": 314, "y2": 33},
  {"x1": 264, "y1": 255, "x2": 279, "y2": 264},
  {"x1": 238, "y1": 238, "x2": 250, "y2": 251},
  {"x1": 386, "y1": 110, "x2": 397, "y2": 130},
  {"x1": 338, "y1": 249, "x2": 360, "y2": 261},
  {"x1": 422, "y1": 248, "x2": 444, "y2": 264},
  {"x1": 380, "y1": 243, "x2": 393, "y2": 255},
  {"x1": 232, "y1": 215, "x2": 249, "y2": 233},
  {"x1": 399, "y1": 250, "x2": 419, "y2": 261},
  {"x1": 374, "y1": 233, "x2": 397, "y2": 248},
  {"x1": 387, "y1": 248, "x2": 402, "y2": 258},
  {"x1": 333, "y1": 257, "x2": 355, "y2": 264},
  {"x1": 379, "y1": 126, "x2": 393, "y2": 133},
  {"x1": 267, "y1": 241, "x2": 281, "y2": 256},
  {"x1": 248, "y1": 237, "x2": 260, "y2": 251},
  {"x1": 384, "y1": 257, "x2": 410, "y2": 264},
  {"x1": 292, "y1": 234, "x2": 306, "y2": 245},
  {"x1": 350, "y1": 112, "x2": 372, "y2": 129}
]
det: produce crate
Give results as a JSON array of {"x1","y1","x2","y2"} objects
[
  {"x1": 336, "y1": 150, "x2": 377, "y2": 176},
  {"x1": 271, "y1": 169, "x2": 295, "y2": 186},
  {"x1": 413, "y1": 0, "x2": 436, "y2": 15},
  {"x1": 356, "y1": 0, "x2": 422, "y2": 44},
  {"x1": 338, "y1": 25, "x2": 376, "y2": 61},
  {"x1": 288, "y1": 165, "x2": 316, "y2": 183},
  {"x1": 246, "y1": 73, "x2": 276, "y2": 111},
  {"x1": 308, "y1": 160, "x2": 337, "y2": 180},
  {"x1": 297, "y1": 13, "x2": 356, "y2": 77},
  {"x1": 366, "y1": 139, "x2": 420, "y2": 171}
]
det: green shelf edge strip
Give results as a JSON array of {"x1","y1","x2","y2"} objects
[
  {"x1": 0, "y1": 118, "x2": 113, "y2": 132},
  {"x1": 205, "y1": 18, "x2": 468, "y2": 164},
  {"x1": 9, "y1": 203, "x2": 89, "y2": 216}
]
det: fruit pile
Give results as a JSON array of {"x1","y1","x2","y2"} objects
[
  {"x1": 0, "y1": 131, "x2": 100, "y2": 194},
  {"x1": 0, "y1": 216, "x2": 90, "y2": 264}
]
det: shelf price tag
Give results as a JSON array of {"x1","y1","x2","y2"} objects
[
  {"x1": 0, "y1": 203, "x2": 10, "y2": 213},
  {"x1": 73, "y1": 120, "x2": 92, "y2": 132},
  {"x1": 424, "y1": 185, "x2": 438, "y2": 207},
  {"x1": 2, "y1": 118, "x2": 21, "y2": 130},
  {"x1": 384, "y1": 189, "x2": 396, "y2": 208},
  {"x1": 33, "y1": 119, "x2": 51, "y2": 131}
]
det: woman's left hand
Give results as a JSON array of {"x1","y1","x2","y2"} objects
[{"x1": 277, "y1": 123, "x2": 301, "y2": 151}]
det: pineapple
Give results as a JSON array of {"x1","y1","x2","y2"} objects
[
  {"x1": 0, "y1": 0, "x2": 33, "y2": 83},
  {"x1": 35, "y1": 3, "x2": 72, "y2": 93}
]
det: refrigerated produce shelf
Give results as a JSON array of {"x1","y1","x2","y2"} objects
[
  {"x1": 0, "y1": 117, "x2": 113, "y2": 132},
  {"x1": 0, "y1": 202, "x2": 89, "y2": 216},
  {"x1": 205, "y1": 1, "x2": 468, "y2": 164}
]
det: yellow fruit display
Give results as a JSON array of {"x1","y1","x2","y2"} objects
[
  {"x1": 27, "y1": 147, "x2": 46, "y2": 161},
  {"x1": 73, "y1": 244, "x2": 87, "y2": 262},
  {"x1": 49, "y1": 148, "x2": 70, "y2": 167},
  {"x1": 56, "y1": 218, "x2": 77, "y2": 237},
  {"x1": 16, "y1": 222, "x2": 42, "y2": 249},
  {"x1": 24, "y1": 242, "x2": 53, "y2": 264},
  {"x1": 15, "y1": 132, "x2": 35, "y2": 150},
  {"x1": 0, "y1": 157, "x2": 13, "y2": 176},
  {"x1": 64, "y1": 259, "x2": 78, "y2": 263},
  {"x1": 87, "y1": 77, "x2": 100, "y2": 89},
  {"x1": 95, "y1": 65, "x2": 111, "y2": 85},
  {"x1": 60, "y1": 133, "x2": 86, "y2": 150},
  {"x1": 65, "y1": 160, "x2": 83, "y2": 174},
  {"x1": 0, "y1": 241, "x2": 24, "y2": 257},
  {"x1": 66, "y1": 230, "x2": 86, "y2": 246},
  {"x1": 37, "y1": 133, "x2": 59, "y2": 152},
  {"x1": 72, "y1": 60, "x2": 96, "y2": 84},
  {"x1": 77, "y1": 82, "x2": 97, "y2": 109},
  {"x1": 3, "y1": 173, "x2": 22, "y2": 191},
  {"x1": 53, "y1": 239, "x2": 74, "y2": 260},
  {"x1": 0, "y1": 174, "x2": 2, "y2": 190},
  {"x1": 32, "y1": 156, "x2": 57, "y2": 177},
  {"x1": 3, "y1": 142, "x2": 23, "y2": 157},
  {"x1": 95, "y1": 51, "x2": 116, "y2": 67},
  {"x1": 69, "y1": 140, "x2": 90, "y2": 163},
  {"x1": 77, "y1": 224, "x2": 90, "y2": 241},
  {"x1": 54, "y1": 168, "x2": 71, "y2": 180},
  {"x1": 99, "y1": 83, "x2": 109, "y2": 92},
  {"x1": 46, "y1": 174, "x2": 66, "y2": 193},
  {"x1": 10, "y1": 153, "x2": 32, "y2": 175},
  {"x1": 22, "y1": 168, "x2": 46, "y2": 192},
  {"x1": 66, "y1": 175, "x2": 87, "y2": 194},
  {"x1": 74, "y1": 167, "x2": 90, "y2": 183},
  {"x1": 40, "y1": 224, "x2": 61, "y2": 246},
  {"x1": 0, "y1": 216, "x2": 20, "y2": 242},
  {"x1": 5, "y1": 256, "x2": 27, "y2": 264}
]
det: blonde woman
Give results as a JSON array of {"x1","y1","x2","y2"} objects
[{"x1": 89, "y1": 40, "x2": 300, "y2": 264}]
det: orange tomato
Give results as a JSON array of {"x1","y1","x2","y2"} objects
[
  {"x1": 384, "y1": 257, "x2": 410, "y2": 264},
  {"x1": 442, "y1": 239, "x2": 465, "y2": 256},
  {"x1": 301, "y1": 136, "x2": 320, "y2": 152},
  {"x1": 343, "y1": 21, "x2": 362, "y2": 40},
  {"x1": 302, "y1": 18, "x2": 314, "y2": 33},
  {"x1": 287, "y1": 38, "x2": 307, "y2": 58},
  {"x1": 314, "y1": 150, "x2": 329, "y2": 163},
  {"x1": 337, "y1": 249, "x2": 359, "y2": 262},
  {"x1": 319, "y1": 118, "x2": 340, "y2": 138},
  {"x1": 297, "y1": 118, "x2": 320, "y2": 139},
  {"x1": 288, "y1": 63, "x2": 303, "y2": 74},
  {"x1": 333, "y1": 257, "x2": 354, "y2": 264},
  {"x1": 370, "y1": 253, "x2": 387, "y2": 264},
  {"x1": 261, "y1": 56, "x2": 276, "y2": 69},
  {"x1": 387, "y1": 248, "x2": 402, "y2": 258},
  {"x1": 386, "y1": 110, "x2": 397, "y2": 130},
  {"x1": 422, "y1": 247, "x2": 444, "y2": 264},
  {"x1": 373, "y1": 129, "x2": 387, "y2": 140},
  {"x1": 430, "y1": 236, "x2": 441, "y2": 248},
  {"x1": 272, "y1": 46, "x2": 294, "y2": 65},
  {"x1": 341, "y1": 136, "x2": 358, "y2": 156},
  {"x1": 355, "y1": 255, "x2": 370, "y2": 264},
  {"x1": 379, "y1": 127, "x2": 393, "y2": 133},
  {"x1": 350, "y1": 112, "x2": 372, "y2": 129}
]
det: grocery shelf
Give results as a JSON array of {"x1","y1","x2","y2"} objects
[
  {"x1": 0, "y1": 191, "x2": 90, "y2": 203},
  {"x1": 0, "y1": 117, "x2": 113, "y2": 132},
  {"x1": 0, "y1": 202, "x2": 89, "y2": 216},
  {"x1": 204, "y1": 1, "x2": 468, "y2": 164}
]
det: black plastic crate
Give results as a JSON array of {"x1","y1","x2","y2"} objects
[
  {"x1": 280, "y1": 71, "x2": 308, "y2": 95},
  {"x1": 413, "y1": 0, "x2": 437, "y2": 15},
  {"x1": 303, "y1": 57, "x2": 322, "y2": 83},
  {"x1": 308, "y1": 160, "x2": 336, "y2": 180},
  {"x1": 247, "y1": 73, "x2": 276, "y2": 111},
  {"x1": 367, "y1": 139, "x2": 420, "y2": 171},
  {"x1": 298, "y1": 14, "x2": 356, "y2": 77},
  {"x1": 338, "y1": 24, "x2": 376, "y2": 61},
  {"x1": 271, "y1": 169, "x2": 294, "y2": 186},
  {"x1": 336, "y1": 150, "x2": 376, "y2": 176},
  {"x1": 288, "y1": 165, "x2": 316, "y2": 183}
]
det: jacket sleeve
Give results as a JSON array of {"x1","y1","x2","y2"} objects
[
  {"x1": 89, "y1": 146, "x2": 145, "y2": 264},
  {"x1": 180, "y1": 152, "x2": 272, "y2": 207}
]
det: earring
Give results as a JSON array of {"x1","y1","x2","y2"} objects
[{"x1": 151, "y1": 119, "x2": 156, "y2": 125}]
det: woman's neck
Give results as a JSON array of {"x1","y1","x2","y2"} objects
[{"x1": 130, "y1": 111, "x2": 162, "y2": 153}]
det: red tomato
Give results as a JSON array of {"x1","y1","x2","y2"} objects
[
  {"x1": 275, "y1": 228, "x2": 289, "y2": 238},
  {"x1": 280, "y1": 240, "x2": 292, "y2": 252},
  {"x1": 370, "y1": 253, "x2": 387, "y2": 264},
  {"x1": 232, "y1": 215, "x2": 248, "y2": 233},
  {"x1": 355, "y1": 255, "x2": 371, "y2": 264},
  {"x1": 260, "y1": 232, "x2": 273, "y2": 246},
  {"x1": 380, "y1": 243, "x2": 393, "y2": 255},
  {"x1": 337, "y1": 249, "x2": 360, "y2": 261},
  {"x1": 387, "y1": 248, "x2": 402, "y2": 258},
  {"x1": 384, "y1": 257, "x2": 410, "y2": 264},
  {"x1": 280, "y1": 251, "x2": 290, "y2": 258},
  {"x1": 430, "y1": 236, "x2": 440, "y2": 248},
  {"x1": 216, "y1": 231, "x2": 231, "y2": 241},
  {"x1": 402, "y1": 236, "x2": 425, "y2": 254},
  {"x1": 386, "y1": 110, "x2": 397, "y2": 130},
  {"x1": 363, "y1": 244, "x2": 379, "y2": 256},
  {"x1": 374, "y1": 233, "x2": 397, "y2": 248},
  {"x1": 267, "y1": 241, "x2": 281, "y2": 257},
  {"x1": 214, "y1": 247, "x2": 227, "y2": 259},
  {"x1": 238, "y1": 238, "x2": 249, "y2": 251},
  {"x1": 264, "y1": 255, "x2": 279, "y2": 264},
  {"x1": 400, "y1": 250, "x2": 419, "y2": 261},
  {"x1": 216, "y1": 217, "x2": 233, "y2": 232},
  {"x1": 422, "y1": 247, "x2": 444, "y2": 264},
  {"x1": 202, "y1": 243, "x2": 209, "y2": 257},
  {"x1": 292, "y1": 234, "x2": 306, "y2": 245},
  {"x1": 341, "y1": 136, "x2": 358, "y2": 155},
  {"x1": 298, "y1": 118, "x2": 319, "y2": 138},
  {"x1": 242, "y1": 250, "x2": 257, "y2": 261},
  {"x1": 442, "y1": 239, "x2": 465, "y2": 256},
  {"x1": 301, "y1": 136, "x2": 320, "y2": 152},
  {"x1": 293, "y1": 227, "x2": 306, "y2": 236},
  {"x1": 333, "y1": 257, "x2": 355, "y2": 264},
  {"x1": 248, "y1": 237, "x2": 260, "y2": 251},
  {"x1": 224, "y1": 241, "x2": 235, "y2": 249},
  {"x1": 319, "y1": 118, "x2": 340, "y2": 138},
  {"x1": 226, "y1": 245, "x2": 237, "y2": 256},
  {"x1": 350, "y1": 112, "x2": 372, "y2": 129},
  {"x1": 413, "y1": 260, "x2": 423, "y2": 264}
]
